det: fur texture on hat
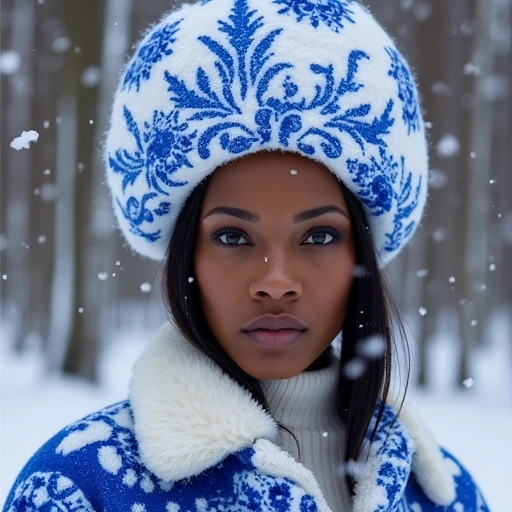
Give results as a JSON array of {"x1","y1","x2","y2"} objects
[{"x1": 105, "y1": 0, "x2": 429, "y2": 266}]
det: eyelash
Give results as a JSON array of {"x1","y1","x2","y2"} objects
[{"x1": 210, "y1": 226, "x2": 344, "y2": 247}]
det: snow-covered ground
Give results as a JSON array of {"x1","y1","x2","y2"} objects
[{"x1": 1, "y1": 315, "x2": 511, "y2": 510}]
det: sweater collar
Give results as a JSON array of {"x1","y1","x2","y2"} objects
[
  {"x1": 129, "y1": 322, "x2": 455, "y2": 510},
  {"x1": 260, "y1": 356, "x2": 339, "y2": 429}
]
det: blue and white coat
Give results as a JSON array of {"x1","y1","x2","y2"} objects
[{"x1": 4, "y1": 323, "x2": 489, "y2": 511}]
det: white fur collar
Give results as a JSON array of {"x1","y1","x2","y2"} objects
[{"x1": 129, "y1": 322, "x2": 455, "y2": 510}]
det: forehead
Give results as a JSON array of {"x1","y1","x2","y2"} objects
[{"x1": 201, "y1": 151, "x2": 347, "y2": 212}]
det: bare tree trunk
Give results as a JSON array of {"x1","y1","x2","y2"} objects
[
  {"x1": 3, "y1": 0, "x2": 35, "y2": 349},
  {"x1": 61, "y1": 1, "x2": 106, "y2": 381},
  {"x1": 27, "y1": 0, "x2": 62, "y2": 347},
  {"x1": 88, "y1": 0, "x2": 133, "y2": 343},
  {"x1": 46, "y1": 94, "x2": 77, "y2": 372},
  {"x1": 45, "y1": 1, "x2": 106, "y2": 380}
]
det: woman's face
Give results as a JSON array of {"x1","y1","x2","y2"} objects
[{"x1": 194, "y1": 151, "x2": 356, "y2": 379}]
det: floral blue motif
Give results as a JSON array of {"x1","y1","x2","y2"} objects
[
  {"x1": 363, "y1": 403, "x2": 414, "y2": 511},
  {"x1": 109, "y1": 107, "x2": 195, "y2": 241},
  {"x1": 347, "y1": 148, "x2": 421, "y2": 254},
  {"x1": 385, "y1": 46, "x2": 421, "y2": 134},
  {"x1": 164, "y1": 0, "x2": 394, "y2": 161},
  {"x1": 273, "y1": 0, "x2": 356, "y2": 32},
  {"x1": 122, "y1": 19, "x2": 182, "y2": 92},
  {"x1": 384, "y1": 157, "x2": 422, "y2": 252}
]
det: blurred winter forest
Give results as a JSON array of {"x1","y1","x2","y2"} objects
[{"x1": 1, "y1": 0, "x2": 511, "y2": 387}]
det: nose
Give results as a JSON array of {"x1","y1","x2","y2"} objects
[{"x1": 249, "y1": 253, "x2": 302, "y2": 300}]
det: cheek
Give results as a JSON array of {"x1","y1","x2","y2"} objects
[{"x1": 195, "y1": 251, "x2": 241, "y2": 324}]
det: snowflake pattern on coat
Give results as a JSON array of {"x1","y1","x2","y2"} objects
[
  {"x1": 5, "y1": 471, "x2": 94, "y2": 512},
  {"x1": 4, "y1": 400, "x2": 490, "y2": 512},
  {"x1": 54, "y1": 401, "x2": 162, "y2": 494},
  {"x1": 273, "y1": 0, "x2": 356, "y2": 32},
  {"x1": 109, "y1": 0, "x2": 400, "y2": 245}
]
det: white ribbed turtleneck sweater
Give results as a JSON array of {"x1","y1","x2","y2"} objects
[{"x1": 260, "y1": 360, "x2": 352, "y2": 511}]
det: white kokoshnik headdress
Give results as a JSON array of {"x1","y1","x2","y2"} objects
[{"x1": 104, "y1": 0, "x2": 429, "y2": 266}]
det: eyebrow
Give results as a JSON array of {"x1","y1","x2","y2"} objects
[{"x1": 204, "y1": 204, "x2": 349, "y2": 222}]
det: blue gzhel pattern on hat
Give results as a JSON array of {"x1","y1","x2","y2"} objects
[
  {"x1": 273, "y1": 0, "x2": 355, "y2": 32},
  {"x1": 105, "y1": 0, "x2": 429, "y2": 264},
  {"x1": 110, "y1": 1, "x2": 396, "y2": 239},
  {"x1": 347, "y1": 148, "x2": 422, "y2": 252},
  {"x1": 385, "y1": 46, "x2": 421, "y2": 134},
  {"x1": 122, "y1": 19, "x2": 182, "y2": 92}
]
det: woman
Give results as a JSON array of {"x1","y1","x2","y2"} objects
[{"x1": 4, "y1": 0, "x2": 489, "y2": 510}]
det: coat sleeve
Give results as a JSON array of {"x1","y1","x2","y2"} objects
[
  {"x1": 405, "y1": 447, "x2": 490, "y2": 511},
  {"x1": 3, "y1": 467, "x2": 95, "y2": 511}
]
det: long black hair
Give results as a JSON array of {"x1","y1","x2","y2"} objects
[{"x1": 162, "y1": 159, "x2": 409, "y2": 494}]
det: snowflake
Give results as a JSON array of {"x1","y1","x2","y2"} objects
[{"x1": 273, "y1": 0, "x2": 356, "y2": 32}]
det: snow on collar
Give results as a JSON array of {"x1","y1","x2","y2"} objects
[{"x1": 129, "y1": 322, "x2": 455, "y2": 508}]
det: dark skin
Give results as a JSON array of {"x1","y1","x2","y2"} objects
[{"x1": 194, "y1": 151, "x2": 356, "y2": 380}]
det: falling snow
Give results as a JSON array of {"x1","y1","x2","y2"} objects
[
  {"x1": 140, "y1": 282, "x2": 152, "y2": 293},
  {"x1": 40, "y1": 184, "x2": 59, "y2": 202},
  {"x1": 0, "y1": 50, "x2": 21, "y2": 75},
  {"x1": 52, "y1": 37, "x2": 71, "y2": 53},
  {"x1": 462, "y1": 62, "x2": 481, "y2": 76},
  {"x1": 463, "y1": 378, "x2": 475, "y2": 389},
  {"x1": 10, "y1": 130, "x2": 39, "y2": 150},
  {"x1": 436, "y1": 134, "x2": 460, "y2": 158},
  {"x1": 340, "y1": 459, "x2": 364, "y2": 478},
  {"x1": 81, "y1": 66, "x2": 101, "y2": 87},
  {"x1": 428, "y1": 169, "x2": 448, "y2": 189},
  {"x1": 343, "y1": 358, "x2": 367, "y2": 380},
  {"x1": 357, "y1": 334, "x2": 386, "y2": 359},
  {"x1": 98, "y1": 272, "x2": 108, "y2": 281},
  {"x1": 419, "y1": 307, "x2": 427, "y2": 316},
  {"x1": 431, "y1": 81, "x2": 451, "y2": 96},
  {"x1": 352, "y1": 265, "x2": 367, "y2": 278}
]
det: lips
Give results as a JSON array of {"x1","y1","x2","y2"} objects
[
  {"x1": 243, "y1": 329, "x2": 306, "y2": 349},
  {"x1": 242, "y1": 314, "x2": 307, "y2": 332},
  {"x1": 242, "y1": 314, "x2": 308, "y2": 350}
]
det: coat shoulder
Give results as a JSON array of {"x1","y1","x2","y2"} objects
[
  {"x1": 3, "y1": 400, "x2": 140, "y2": 511},
  {"x1": 405, "y1": 446, "x2": 490, "y2": 511},
  {"x1": 3, "y1": 401, "x2": 318, "y2": 512}
]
